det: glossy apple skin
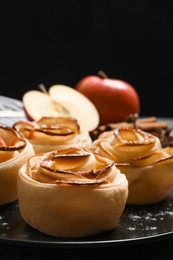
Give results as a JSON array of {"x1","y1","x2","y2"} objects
[{"x1": 75, "y1": 76, "x2": 140, "y2": 125}]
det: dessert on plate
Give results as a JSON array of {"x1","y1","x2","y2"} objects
[
  {"x1": 0, "y1": 125, "x2": 34, "y2": 205},
  {"x1": 90, "y1": 126, "x2": 173, "y2": 205},
  {"x1": 13, "y1": 116, "x2": 92, "y2": 153},
  {"x1": 17, "y1": 147, "x2": 128, "y2": 238},
  {"x1": 89, "y1": 115, "x2": 172, "y2": 147}
]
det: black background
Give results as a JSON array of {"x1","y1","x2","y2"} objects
[{"x1": 1, "y1": 0, "x2": 173, "y2": 118}]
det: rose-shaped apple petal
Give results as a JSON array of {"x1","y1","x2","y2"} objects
[
  {"x1": 26, "y1": 147, "x2": 115, "y2": 185},
  {"x1": 0, "y1": 126, "x2": 26, "y2": 151},
  {"x1": 14, "y1": 117, "x2": 80, "y2": 137}
]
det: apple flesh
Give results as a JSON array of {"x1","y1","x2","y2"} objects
[
  {"x1": 75, "y1": 73, "x2": 140, "y2": 125},
  {"x1": 22, "y1": 90, "x2": 69, "y2": 121},
  {"x1": 49, "y1": 85, "x2": 100, "y2": 131}
]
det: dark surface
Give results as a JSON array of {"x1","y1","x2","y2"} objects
[{"x1": 0, "y1": 239, "x2": 173, "y2": 260}]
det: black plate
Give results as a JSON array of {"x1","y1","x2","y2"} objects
[
  {"x1": 1, "y1": 194, "x2": 173, "y2": 248},
  {"x1": 1, "y1": 96, "x2": 173, "y2": 248}
]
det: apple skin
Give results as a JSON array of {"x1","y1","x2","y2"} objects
[
  {"x1": 75, "y1": 75, "x2": 140, "y2": 125},
  {"x1": 23, "y1": 106, "x2": 34, "y2": 121}
]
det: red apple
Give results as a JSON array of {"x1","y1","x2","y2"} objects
[{"x1": 75, "y1": 71, "x2": 140, "y2": 125}]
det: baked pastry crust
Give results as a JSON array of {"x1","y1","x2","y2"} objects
[
  {"x1": 13, "y1": 117, "x2": 92, "y2": 153},
  {"x1": 91, "y1": 127, "x2": 173, "y2": 205},
  {"x1": 0, "y1": 126, "x2": 34, "y2": 205},
  {"x1": 17, "y1": 147, "x2": 128, "y2": 238}
]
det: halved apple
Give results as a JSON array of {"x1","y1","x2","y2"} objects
[{"x1": 22, "y1": 86, "x2": 100, "y2": 131}]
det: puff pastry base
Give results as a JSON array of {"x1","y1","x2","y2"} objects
[
  {"x1": 18, "y1": 162, "x2": 128, "y2": 238},
  {"x1": 0, "y1": 141, "x2": 34, "y2": 205}
]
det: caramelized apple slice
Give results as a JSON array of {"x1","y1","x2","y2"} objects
[{"x1": 0, "y1": 126, "x2": 27, "y2": 162}]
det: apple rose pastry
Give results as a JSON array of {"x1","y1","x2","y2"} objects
[
  {"x1": 13, "y1": 117, "x2": 92, "y2": 153},
  {"x1": 0, "y1": 125, "x2": 34, "y2": 206},
  {"x1": 17, "y1": 147, "x2": 128, "y2": 238},
  {"x1": 91, "y1": 127, "x2": 173, "y2": 205}
]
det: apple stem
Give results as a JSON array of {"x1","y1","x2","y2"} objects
[
  {"x1": 38, "y1": 83, "x2": 49, "y2": 94},
  {"x1": 97, "y1": 70, "x2": 108, "y2": 79},
  {"x1": 38, "y1": 83, "x2": 70, "y2": 115},
  {"x1": 126, "y1": 113, "x2": 139, "y2": 128}
]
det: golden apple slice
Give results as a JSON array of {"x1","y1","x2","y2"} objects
[{"x1": 49, "y1": 85, "x2": 100, "y2": 131}]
